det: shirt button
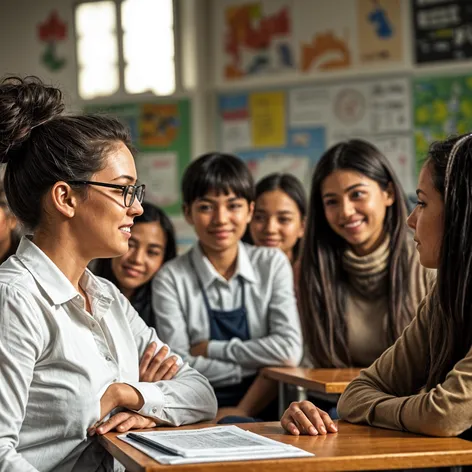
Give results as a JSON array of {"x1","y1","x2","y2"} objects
[
  {"x1": 105, "y1": 355, "x2": 113, "y2": 362},
  {"x1": 113, "y1": 378, "x2": 118, "y2": 382},
  {"x1": 91, "y1": 323, "x2": 96, "y2": 329},
  {"x1": 152, "y1": 407, "x2": 158, "y2": 413}
]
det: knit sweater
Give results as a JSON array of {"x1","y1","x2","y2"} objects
[
  {"x1": 302, "y1": 235, "x2": 433, "y2": 367},
  {"x1": 337, "y1": 290, "x2": 472, "y2": 437}
]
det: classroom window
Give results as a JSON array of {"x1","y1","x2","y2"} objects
[{"x1": 75, "y1": 0, "x2": 176, "y2": 99}]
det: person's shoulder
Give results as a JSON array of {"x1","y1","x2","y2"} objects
[{"x1": 0, "y1": 255, "x2": 35, "y2": 293}]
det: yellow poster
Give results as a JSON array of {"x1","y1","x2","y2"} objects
[
  {"x1": 357, "y1": 0, "x2": 403, "y2": 64},
  {"x1": 250, "y1": 91, "x2": 286, "y2": 148}
]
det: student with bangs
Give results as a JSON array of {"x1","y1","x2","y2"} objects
[
  {"x1": 153, "y1": 153, "x2": 302, "y2": 421},
  {"x1": 280, "y1": 139, "x2": 433, "y2": 428}
]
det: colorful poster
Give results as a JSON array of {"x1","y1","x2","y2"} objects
[
  {"x1": 295, "y1": 0, "x2": 355, "y2": 72},
  {"x1": 412, "y1": 0, "x2": 472, "y2": 63},
  {"x1": 414, "y1": 75, "x2": 472, "y2": 171},
  {"x1": 357, "y1": 0, "x2": 403, "y2": 64},
  {"x1": 288, "y1": 86, "x2": 330, "y2": 127},
  {"x1": 84, "y1": 100, "x2": 191, "y2": 215},
  {"x1": 250, "y1": 91, "x2": 286, "y2": 148},
  {"x1": 224, "y1": 0, "x2": 295, "y2": 80}
]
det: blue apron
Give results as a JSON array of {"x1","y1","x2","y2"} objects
[{"x1": 191, "y1": 257, "x2": 254, "y2": 407}]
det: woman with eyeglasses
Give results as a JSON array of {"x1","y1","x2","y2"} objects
[{"x1": 0, "y1": 76, "x2": 216, "y2": 472}]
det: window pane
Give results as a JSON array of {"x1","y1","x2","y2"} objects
[
  {"x1": 125, "y1": 60, "x2": 175, "y2": 95},
  {"x1": 79, "y1": 65, "x2": 119, "y2": 99},
  {"x1": 76, "y1": 1, "x2": 116, "y2": 35},
  {"x1": 122, "y1": 0, "x2": 175, "y2": 95},
  {"x1": 77, "y1": 34, "x2": 118, "y2": 66}
]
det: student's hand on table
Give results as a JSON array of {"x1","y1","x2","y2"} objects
[
  {"x1": 281, "y1": 401, "x2": 338, "y2": 436},
  {"x1": 90, "y1": 411, "x2": 157, "y2": 436},
  {"x1": 215, "y1": 406, "x2": 249, "y2": 422},
  {"x1": 139, "y1": 342, "x2": 180, "y2": 382},
  {"x1": 190, "y1": 341, "x2": 209, "y2": 357}
]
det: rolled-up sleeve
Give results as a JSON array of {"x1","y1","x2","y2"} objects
[{"x1": 124, "y1": 291, "x2": 217, "y2": 425}]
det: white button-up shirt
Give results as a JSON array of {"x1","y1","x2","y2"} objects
[
  {"x1": 0, "y1": 237, "x2": 217, "y2": 472},
  {"x1": 152, "y1": 242, "x2": 302, "y2": 387}
]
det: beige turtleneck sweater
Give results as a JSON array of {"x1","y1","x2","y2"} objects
[
  {"x1": 301, "y1": 235, "x2": 434, "y2": 368},
  {"x1": 342, "y1": 235, "x2": 433, "y2": 367},
  {"x1": 337, "y1": 290, "x2": 472, "y2": 437}
]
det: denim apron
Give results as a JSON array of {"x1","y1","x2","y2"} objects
[{"x1": 191, "y1": 257, "x2": 254, "y2": 407}]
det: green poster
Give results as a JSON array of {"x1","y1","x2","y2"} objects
[
  {"x1": 84, "y1": 100, "x2": 191, "y2": 215},
  {"x1": 414, "y1": 75, "x2": 472, "y2": 173}
]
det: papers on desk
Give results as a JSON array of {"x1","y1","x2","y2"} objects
[{"x1": 119, "y1": 425, "x2": 313, "y2": 465}]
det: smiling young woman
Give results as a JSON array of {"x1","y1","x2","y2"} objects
[
  {"x1": 283, "y1": 133, "x2": 472, "y2": 439},
  {"x1": 94, "y1": 201, "x2": 177, "y2": 329}
]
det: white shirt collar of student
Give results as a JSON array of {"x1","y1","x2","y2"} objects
[
  {"x1": 191, "y1": 241, "x2": 257, "y2": 288},
  {"x1": 15, "y1": 236, "x2": 114, "y2": 308}
]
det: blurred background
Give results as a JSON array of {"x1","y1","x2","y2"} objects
[{"x1": 0, "y1": 0, "x2": 469, "y2": 248}]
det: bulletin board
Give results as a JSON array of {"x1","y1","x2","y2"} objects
[
  {"x1": 218, "y1": 76, "x2": 415, "y2": 194},
  {"x1": 84, "y1": 100, "x2": 191, "y2": 216}
]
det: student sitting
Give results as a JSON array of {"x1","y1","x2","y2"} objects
[
  {"x1": 246, "y1": 172, "x2": 306, "y2": 265},
  {"x1": 289, "y1": 140, "x2": 433, "y2": 418},
  {"x1": 281, "y1": 134, "x2": 472, "y2": 437},
  {"x1": 94, "y1": 201, "x2": 176, "y2": 329},
  {"x1": 0, "y1": 77, "x2": 217, "y2": 471},
  {"x1": 152, "y1": 152, "x2": 302, "y2": 421}
]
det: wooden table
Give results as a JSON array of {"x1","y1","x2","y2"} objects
[
  {"x1": 100, "y1": 421, "x2": 472, "y2": 471},
  {"x1": 262, "y1": 367, "x2": 361, "y2": 415}
]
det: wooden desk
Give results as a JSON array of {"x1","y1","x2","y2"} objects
[
  {"x1": 100, "y1": 421, "x2": 472, "y2": 471},
  {"x1": 262, "y1": 367, "x2": 361, "y2": 394},
  {"x1": 262, "y1": 367, "x2": 361, "y2": 415}
]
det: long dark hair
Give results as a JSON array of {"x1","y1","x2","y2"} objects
[
  {"x1": 425, "y1": 134, "x2": 472, "y2": 389},
  {"x1": 0, "y1": 76, "x2": 133, "y2": 232},
  {"x1": 300, "y1": 139, "x2": 412, "y2": 367},
  {"x1": 246, "y1": 172, "x2": 307, "y2": 260},
  {"x1": 94, "y1": 201, "x2": 177, "y2": 290}
]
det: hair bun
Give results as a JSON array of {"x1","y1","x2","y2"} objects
[{"x1": 0, "y1": 76, "x2": 64, "y2": 164}]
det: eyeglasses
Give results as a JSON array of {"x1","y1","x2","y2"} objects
[{"x1": 68, "y1": 181, "x2": 145, "y2": 208}]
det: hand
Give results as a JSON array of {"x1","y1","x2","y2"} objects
[
  {"x1": 92, "y1": 411, "x2": 157, "y2": 436},
  {"x1": 139, "y1": 342, "x2": 180, "y2": 382},
  {"x1": 215, "y1": 406, "x2": 249, "y2": 422},
  {"x1": 190, "y1": 341, "x2": 209, "y2": 357},
  {"x1": 281, "y1": 401, "x2": 338, "y2": 436}
]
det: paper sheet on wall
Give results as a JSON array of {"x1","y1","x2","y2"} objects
[
  {"x1": 250, "y1": 91, "x2": 286, "y2": 147},
  {"x1": 288, "y1": 86, "x2": 330, "y2": 127},
  {"x1": 136, "y1": 152, "x2": 179, "y2": 207},
  {"x1": 221, "y1": 120, "x2": 251, "y2": 153}
]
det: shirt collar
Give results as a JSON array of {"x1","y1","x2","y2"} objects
[
  {"x1": 190, "y1": 241, "x2": 257, "y2": 288},
  {"x1": 16, "y1": 236, "x2": 113, "y2": 306}
]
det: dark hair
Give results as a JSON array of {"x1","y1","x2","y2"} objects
[
  {"x1": 181, "y1": 152, "x2": 255, "y2": 206},
  {"x1": 0, "y1": 179, "x2": 20, "y2": 262},
  {"x1": 0, "y1": 76, "x2": 133, "y2": 231},
  {"x1": 94, "y1": 201, "x2": 177, "y2": 287},
  {"x1": 300, "y1": 139, "x2": 413, "y2": 367},
  {"x1": 246, "y1": 172, "x2": 307, "y2": 260},
  {"x1": 424, "y1": 134, "x2": 472, "y2": 389}
]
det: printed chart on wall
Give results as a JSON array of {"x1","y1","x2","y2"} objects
[
  {"x1": 414, "y1": 74, "x2": 472, "y2": 172},
  {"x1": 218, "y1": 77, "x2": 415, "y2": 194},
  {"x1": 84, "y1": 101, "x2": 191, "y2": 215}
]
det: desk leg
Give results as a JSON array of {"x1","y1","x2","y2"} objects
[
  {"x1": 278, "y1": 381, "x2": 286, "y2": 418},
  {"x1": 296, "y1": 386, "x2": 307, "y2": 402}
]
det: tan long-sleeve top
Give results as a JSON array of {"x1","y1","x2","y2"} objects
[{"x1": 337, "y1": 293, "x2": 472, "y2": 437}]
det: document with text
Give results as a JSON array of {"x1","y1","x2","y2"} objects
[{"x1": 120, "y1": 425, "x2": 313, "y2": 465}]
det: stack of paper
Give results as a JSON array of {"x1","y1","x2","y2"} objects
[{"x1": 119, "y1": 425, "x2": 313, "y2": 465}]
